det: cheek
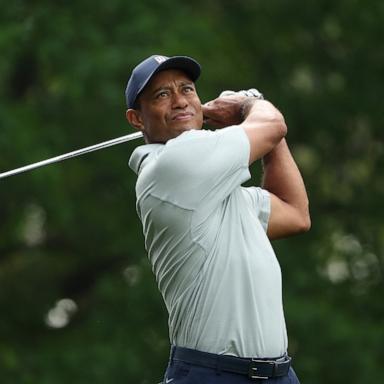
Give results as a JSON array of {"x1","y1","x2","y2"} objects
[
  {"x1": 141, "y1": 109, "x2": 170, "y2": 138},
  {"x1": 193, "y1": 101, "x2": 204, "y2": 121},
  {"x1": 144, "y1": 103, "x2": 168, "y2": 119},
  {"x1": 191, "y1": 97, "x2": 202, "y2": 112},
  {"x1": 142, "y1": 107, "x2": 162, "y2": 126}
]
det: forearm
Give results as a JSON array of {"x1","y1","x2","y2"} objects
[{"x1": 262, "y1": 139, "x2": 310, "y2": 228}]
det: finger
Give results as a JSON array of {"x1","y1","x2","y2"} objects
[
  {"x1": 202, "y1": 102, "x2": 219, "y2": 115},
  {"x1": 201, "y1": 104, "x2": 212, "y2": 114},
  {"x1": 202, "y1": 99, "x2": 217, "y2": 108},
  {"x1": 201, "y1": 107, "x2": 217, "y2": 121}
]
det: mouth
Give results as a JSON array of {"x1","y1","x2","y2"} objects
[{"x1": 172, "y1": 112, "x2": 194, "y2": 121}]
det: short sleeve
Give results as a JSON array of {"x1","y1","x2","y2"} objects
[
  {"x1": 241, "y1": 187, "x2": 271, "y2": 232},
  {"x1": 151, "y1": 126, "x2": 251, "y2": 210}
]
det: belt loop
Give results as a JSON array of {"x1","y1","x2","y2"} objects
[
  {"x1": 215, "y1": 354, "x2": 222, "y2": 376},
  {"x1": 170, "y1": 345, "x2": 176, "y2": 366},
  {"x1": 272, "y1": 361, "x2": 277, "y2": 376}
]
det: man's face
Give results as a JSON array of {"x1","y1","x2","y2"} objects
[{"x1": 127, "y1": 69, "x2": 203, "y2": 143}]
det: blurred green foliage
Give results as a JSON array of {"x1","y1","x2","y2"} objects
[{"x1": 1, "y1": 0, "x2": 383, "y2": 383}]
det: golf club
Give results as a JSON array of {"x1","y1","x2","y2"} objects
[{"x1": 0, "y1": 131, "x2": 143, "y2": 179}]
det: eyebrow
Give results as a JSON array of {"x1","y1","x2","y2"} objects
[{"x1": 151, "y1": 81, "x2": 194, "y2": 95}]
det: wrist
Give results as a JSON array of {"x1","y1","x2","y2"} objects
[{"x1": 240, "y1": 98, "x2": 256, "y2": 121}]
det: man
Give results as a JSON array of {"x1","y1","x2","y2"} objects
[{"x1": 125, "y1": 55, "x2": 310, "y2": 383}]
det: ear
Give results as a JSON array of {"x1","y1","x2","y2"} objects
[{"x1": 126, "y1": 109, "x2": 144, "y2": 131}]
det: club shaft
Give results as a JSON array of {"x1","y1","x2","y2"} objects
[{"x1": 0, "y1": 131, "x2": 143, "y2": 179}]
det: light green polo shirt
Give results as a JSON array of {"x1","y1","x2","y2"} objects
[{"x1": 129, "y1": 126, "x2": 287, "y2": 358}]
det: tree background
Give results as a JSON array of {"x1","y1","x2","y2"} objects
[{"x1": 1, "y1": 0, "x2": 383, "y2": 383}]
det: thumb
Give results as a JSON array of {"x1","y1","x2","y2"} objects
[{"x1": 201, "y1": 103, "x2": 214, "y2": 114}]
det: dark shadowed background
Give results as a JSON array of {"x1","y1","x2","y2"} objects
[{"x1": 1, "y1": 0, "x2": 383, "y2": 383}]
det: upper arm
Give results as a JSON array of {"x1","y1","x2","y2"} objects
[
  {"x1": 242, "y1": 122, "x2": 285, "y2": 165},
  {"x1": 267, "y1": 193, "x2": 311, "y2": 240},
  {"x1": 241, "y1": 187, "x2": 270, "y2": 232}
]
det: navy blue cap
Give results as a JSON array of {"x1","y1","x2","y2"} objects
[{"x1": 125, "y1": 55, "x2": 201, "y2": 108}]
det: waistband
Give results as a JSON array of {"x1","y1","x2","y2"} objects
[{"x1": 170, "y1": 346, "x2": 292, "y2": 380}]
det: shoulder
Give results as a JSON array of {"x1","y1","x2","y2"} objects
[
  {"x1": 168, "y1": 125, "x2": 247, "y2": 146},
  {"x1": 128, "y1": 143, "x2": 163, "y2": 175},
  {"x1": 130, "y1": 126, "x2": 249, "y2": 180},
  {"x1": 164, "y1": 126, "x2": 249, "y2": 158}
]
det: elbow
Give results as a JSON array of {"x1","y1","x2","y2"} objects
[
  {"x1": 272, "y1": 114, "x2": 287, "y2": 142},
  {"x1": 270, "y1": 105, "x2": 287, "y2": 137},
  {"x1": 278, "y1": 116, "x2": 287, "y2": 139},
  {"x1": 297, "y1": 211, "x2": 311, "y2": 233},
  {"x1": 296, "y1": 197, "x2": 311, "y2": 233},
  {"x1": 300, "y1": 216, "x2": 311, "y2": 233},
  {"x1": 291, "y1": 203, "x2": 311, "y2": 235}
]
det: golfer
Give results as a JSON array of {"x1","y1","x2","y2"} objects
[{"x1": 125, "y1": 55, "x2": 310, "y2": 383}]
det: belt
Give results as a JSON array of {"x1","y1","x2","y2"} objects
[{"x1": 171, "y1": 346, "x2": 292, "y2": 380}]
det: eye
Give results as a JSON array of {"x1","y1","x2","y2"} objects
[
  {"x1": 183, "y1": 85, "x2": 194, "y2": 94},
  {"x1": 156, "y1": 91, "x2": 169, "y2": 99}
]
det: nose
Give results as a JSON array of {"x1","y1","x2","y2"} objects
[{"x1": 171, "y1": 92, "x2": 188, "y2": 109}]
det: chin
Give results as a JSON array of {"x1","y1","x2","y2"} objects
[
  {"x1": 178, "y1": 122, "x2": 202, "y2": 132},
  {"x1": 178, "y1": 125, "x2": 200, "y2": 136}
]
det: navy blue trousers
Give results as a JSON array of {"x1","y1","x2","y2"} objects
[{"x1": 161, "y1": 360, "x2": 301, "y2": 383}]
